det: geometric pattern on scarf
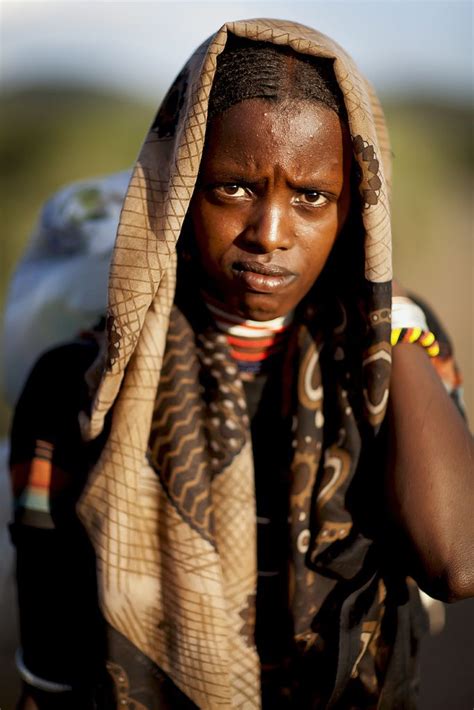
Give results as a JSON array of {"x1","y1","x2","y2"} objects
[
  {"x1": 148, "y1": 306, "x2": 249, "y2": 545},
  {"x1": 77, "y1": 18, "x2": 393, "y2": 707}
]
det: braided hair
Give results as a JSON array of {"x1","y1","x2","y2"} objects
[{"x1": 208, "y1": 34, "x2": 346, "y2": 121}]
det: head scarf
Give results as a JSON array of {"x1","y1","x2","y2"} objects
[{"x1": 77, "y1": 19, "x2": 393, "y2": 708}]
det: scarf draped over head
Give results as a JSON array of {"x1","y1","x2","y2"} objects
[{"x1": 77, "y1": 18, "x2": 393, "y2": 708}]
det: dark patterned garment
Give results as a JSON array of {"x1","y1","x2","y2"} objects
[{"x1": 9, "y1": 297, "x2": 464, "y2": 709}]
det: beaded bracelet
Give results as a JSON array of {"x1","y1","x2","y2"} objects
[
  {"x1": 391, "y1": 327, "x2": 440, "y2": 357},
  {"x1": 391, "y1": 297, "x2": 440, "y2": 358}
]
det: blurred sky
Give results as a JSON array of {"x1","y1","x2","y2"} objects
[{"x1": 1, "y1": 0, "x2": 472, "y2": 101}]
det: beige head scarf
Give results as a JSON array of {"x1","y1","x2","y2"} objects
[{"x1": 78, "y1": 18, "x2": 392, "y2": 708}]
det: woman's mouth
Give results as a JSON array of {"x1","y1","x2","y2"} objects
[{"x1": 231, "y1": 261, "x2": 297, "y2": 293}]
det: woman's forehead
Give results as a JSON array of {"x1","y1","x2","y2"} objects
[{"x1": 201, "y1": 98, "x2": 350, "y2": 177}]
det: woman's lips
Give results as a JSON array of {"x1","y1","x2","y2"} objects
[{"x1": 232, "y1": 261, "x2": 297, "y2": 293}]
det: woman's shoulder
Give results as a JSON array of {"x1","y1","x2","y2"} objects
[
  {"x1": 10, "y1": 339, "x2": 99, "y2": 467},
  {"x1": 9, "y1": 339, "x2": 101, "y2": 528}
]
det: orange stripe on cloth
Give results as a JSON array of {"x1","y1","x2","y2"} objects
[
  {"x1": 10, "y1": 458, "x2": 52, "y2": 514},
  {"x1": 10, "y1": 458, "x2": 52, "y2": 493},
  {"x1": 26, "y1": 458, "x2": 53, "y2": 490},
  {"x1": 230, "y1": 347, "x2": 283, "y2": 362},
  {"x1": 10, "y1": 458, "x2": 72, "y2": 497},
  {"x1": 227, "y1": 335, "x2": 278, "y2": 348}
]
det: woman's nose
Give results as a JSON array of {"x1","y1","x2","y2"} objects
[{"x1": 241, "y1": 200, "x2": 293, "y2": 253}]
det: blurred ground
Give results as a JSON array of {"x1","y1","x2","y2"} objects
[{"x1": 0, "y1": 88, "x2": 472, "y2": 708}]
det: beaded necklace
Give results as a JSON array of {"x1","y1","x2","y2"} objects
[{"x1": 203, "y1": 294, "x2": 294, "y2": 377}]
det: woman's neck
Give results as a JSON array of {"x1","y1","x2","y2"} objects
[{"x1": 202, "y1": 292, "x2": 294, "y2": 380}]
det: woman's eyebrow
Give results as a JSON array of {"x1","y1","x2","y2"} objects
[
  {"x1": 286, "y1": 175, "x2": 343, "y2": 192},
  {"x1": 198, "y1": 169, "x2": 265, "y2": 186}
]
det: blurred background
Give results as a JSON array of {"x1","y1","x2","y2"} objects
[{"x1": 0, "y1": 1, "x2": 472, "y2": 708}]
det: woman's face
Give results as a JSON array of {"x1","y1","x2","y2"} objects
[{"x1": 189, "y1": 98, "x2": 352, "y2": 321}]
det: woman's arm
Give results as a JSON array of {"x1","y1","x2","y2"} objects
[
  {"x1": 9, "y1": 341, "x2": 109, "y2": 708},
  {"x1": 386, "y1": 292, "x2": 474, "y2": 602}
]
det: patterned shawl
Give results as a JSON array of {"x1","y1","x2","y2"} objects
[{"x1": 77, "y1": 19, "x2": 394, "y2": 708}]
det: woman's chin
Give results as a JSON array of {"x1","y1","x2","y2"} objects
[
  {"x1": 202, "y1": 281, "x2": 295, "y2": 321},
  {"x1": 230, "y1": 292, "x2": 290, "y2": 322}
]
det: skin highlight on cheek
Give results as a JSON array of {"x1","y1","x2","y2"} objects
[{"x1": 189, "y1": 98, "x2": 352, "y2": 321}]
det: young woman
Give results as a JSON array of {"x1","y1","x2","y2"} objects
[{"x1": 10, "y1": 18, "x2": 473, "y2": 710}]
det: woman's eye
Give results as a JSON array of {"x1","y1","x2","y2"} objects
[
  {"x1": 216, "y1": 184, "x2": 247, "y2": 198},
  {"x1": 295, "y1": 191, "x2": 328, "y2": 207}
]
